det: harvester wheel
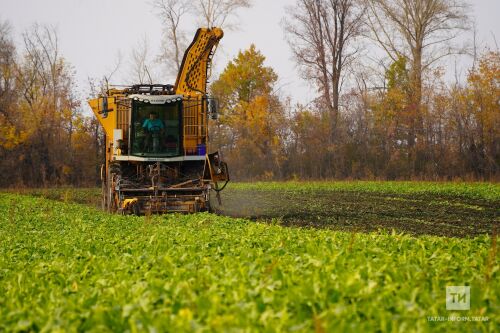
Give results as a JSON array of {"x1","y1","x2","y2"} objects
[
  {"x1": 131, "y1": 202, "x2": 141, "y2": 216},
  {"x1": 105, "y1": 162, "x2": 121, "y2": 214},
  {"x1": 107, "y1": 181, "x2": 117, "y2": 213},
  {"x1": 206, "y1": 190, "x2": 221, "y2": 214},
  {"x1": 206, "y1": 199, "x2": 212, "y2": 213},
  {"x1": 100, "y1": 164, "x2": 107, "y2": 211},
  {"x1": 101, "y1": 181, "x2": 107, "y2": 211}
]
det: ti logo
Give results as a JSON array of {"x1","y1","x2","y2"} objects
[{"x1": 446, "y1": 286, "x2": 470, "y2": 310}]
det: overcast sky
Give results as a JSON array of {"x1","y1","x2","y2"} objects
[{"x1": 1, "y1": 0, "x2": 499, "y2": 112}]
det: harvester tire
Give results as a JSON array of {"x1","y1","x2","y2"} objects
[
  {"x1": 207, "y1": 191, "x2": 221, "y2": 214},
  {"x1": 131, "y1": 202, "x2": 141, "y2": 216},
  {"x1": 101, "y1": 180, "x2": 107, "y2": 211}
]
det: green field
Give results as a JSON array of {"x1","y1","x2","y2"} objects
[{"x1": 0, "y1": 182, "x2": 498, "y2": 332}]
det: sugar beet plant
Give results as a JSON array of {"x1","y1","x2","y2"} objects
[{"x1": 0, "y1": 193, "x2": 498, "y2": 332}]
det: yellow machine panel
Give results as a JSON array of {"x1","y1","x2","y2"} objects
[{"x1": 175, "y1": 28, "x2": 224, "y2": 97}]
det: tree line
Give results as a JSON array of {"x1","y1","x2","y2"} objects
[
  {"x1": 211, "y1": 0, "x2": 499, "y2": 180},
  {"x1": 211, "y1": 46, "x2": 499, "y2": 180},
  {"x1": 0, "y1": 0, "x2": 498, "y2": 187},
  {"x1": 0, "y1": 23, "x2": 103, "y2": 187}
]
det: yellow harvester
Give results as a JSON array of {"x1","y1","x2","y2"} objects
[{"x1": 88, "y1": 28, "x2": 229, "y2": 214}]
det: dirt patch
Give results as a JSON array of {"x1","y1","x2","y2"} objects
[{"x1": 212, "y1": 189, "x2": 498, "y2": 238}]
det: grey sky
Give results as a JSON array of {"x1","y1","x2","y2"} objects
[{"x1": 1, "y1": 0, "x2": 499, "y2": 113}]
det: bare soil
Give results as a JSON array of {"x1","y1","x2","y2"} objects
[{"x1": 213, "y1": 189, "x2": 498, "y2": 238}]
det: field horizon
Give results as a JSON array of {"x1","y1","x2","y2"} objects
[{"x1": 5, "y1": 180, "x2": 498, "y2": 238}]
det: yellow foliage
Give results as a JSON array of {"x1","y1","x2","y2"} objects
[
  {"x1": 210, "y1": 45, "x2": 286, "y2": 178},
  {"x1": 62, "y1": 165, "x2": 72, "y2": 176},
  {"x1": 466, "y1": 51, "x2": 500, "y2": 140},
  {"x1": 0, "y1": 116, "x2": 28, "y2": 150}
]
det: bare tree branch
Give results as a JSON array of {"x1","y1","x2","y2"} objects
[
  {"x1": 283, "y1": 0, "x2": 366, "y2": 139},
  {"x1": 129, "y1": 35, "x2": 158, "y2": 84},
  {"x1": 153, "y1": 0, "x2": 190, "y2": 76},
  {"x1": 192, "y1": 0, "x2": 252, "y2": 29}
]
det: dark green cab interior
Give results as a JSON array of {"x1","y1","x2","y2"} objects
[{"x1": 130, "y1": 101, "x2": 181, "y2": 157}]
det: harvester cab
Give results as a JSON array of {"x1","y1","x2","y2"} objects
[{"x1": 88, "y1": 28, "x2": 229, "y2": 214}]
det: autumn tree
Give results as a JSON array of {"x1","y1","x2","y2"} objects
[
  {"x1": 0, "y1": 24, "x2": 101, "y2": 187},
  {"x1": 15, "y1": 25, "x2": 79, "y2": 185},
  {"x1": 366, "y1": 0, "x2": 470, "y2": 174},
  {"x1": 285, "y1": 106, "x2": 331, "y2": 178},
  {"x1": 211, "y1": 45, "x2": 286, "y2": 179},
  {"x1": 284, "y1": 0, "x2": 365, "y2": 140},
  {"x1": 463, "y1": 51, "x2": 500, "y2": 177},
  {"x1": 0, "y1": 20, "x2": 24, "y2": 151},
  {"x1": 372, "y1": 56, "x2": 413, "y2": 176}
]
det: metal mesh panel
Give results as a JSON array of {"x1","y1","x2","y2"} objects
[
  {"x1": 116, "y1": 97, "x2": 131, "y2": 141},
  {"x1": 182, "y1": 97, "x2": 207, "y2": 153}
]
